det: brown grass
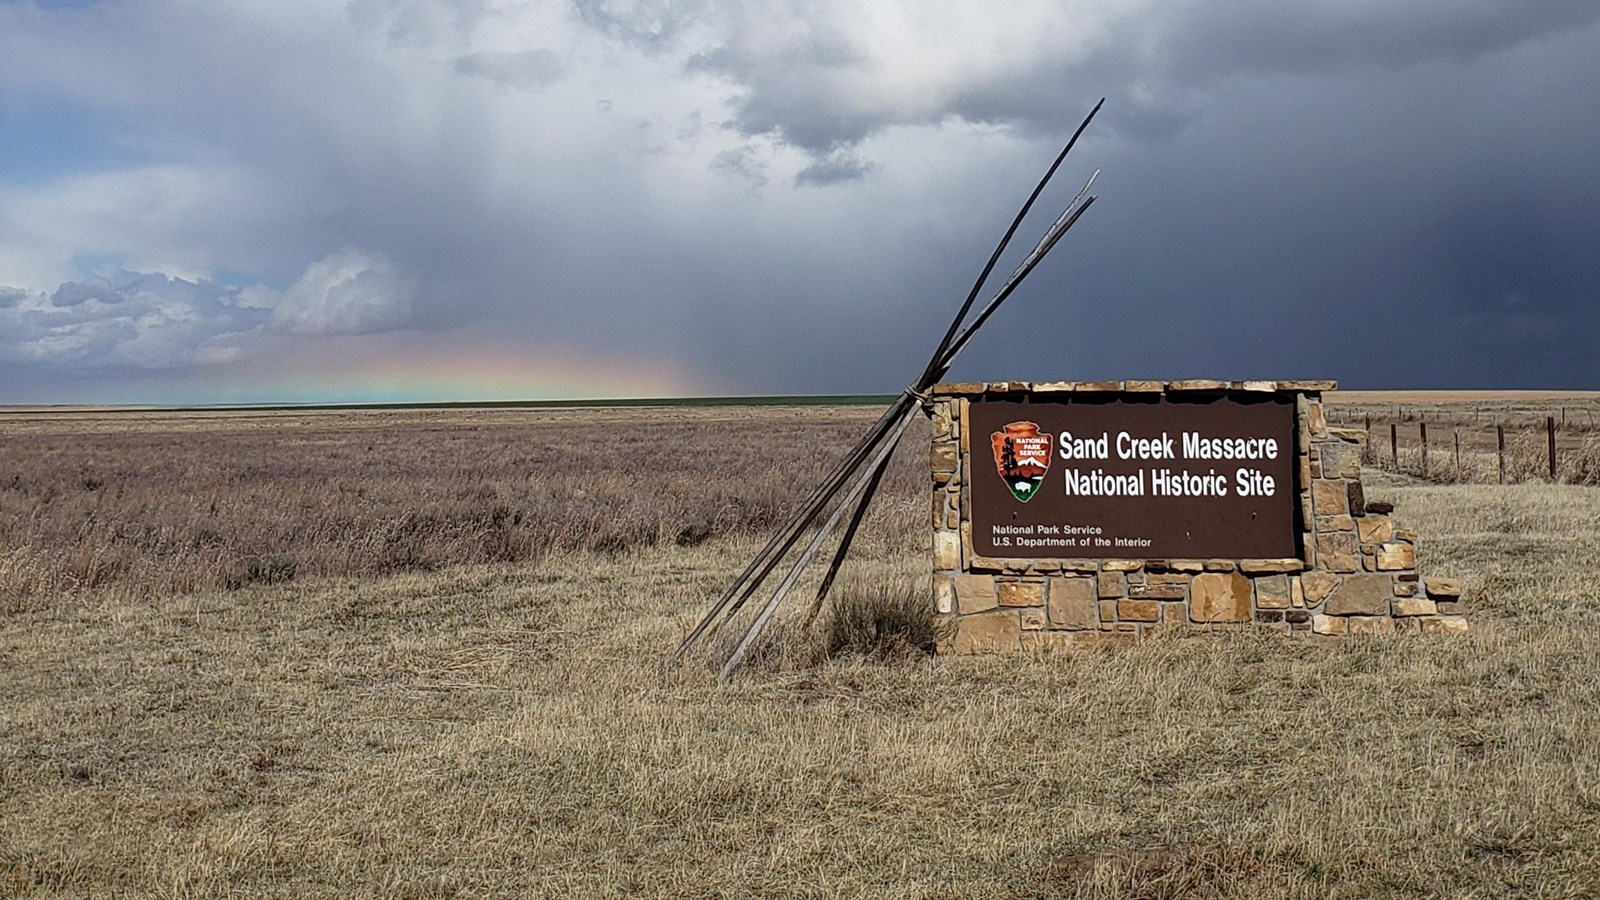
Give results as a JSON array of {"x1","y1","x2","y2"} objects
[
  {"x1": 1328, "y1": 393, "x2": 1600, "y2": 486},
  {"x1": 0, "y1": 407, "x2": 922, "y2": 611},
  {"x1": 4, "y1": 402, "x2": 1600, "y2": 897}
]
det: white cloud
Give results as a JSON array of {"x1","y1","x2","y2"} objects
[
  {"x1": 0, "y1": 272, "x2": 268, "y2": 369},
  {"x1": 270, "y1": 250, "x2": 417, "y2": 336}
]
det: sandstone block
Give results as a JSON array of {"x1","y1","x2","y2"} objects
[
  {"x1": 1124, "y1": 380, "x2": 1164, "y2": 392},
  {"x1": 1285, "y1": 610, "x2": 1311, "y2": 625},
  {"x1": 1394, "y1": 582, "x2": 1417, "y2": 598},
  {"x1": 1097, "y1": 570, "x2": 1126, "y2": 599},
  {"x1": 1312, "y1": 479, "x2": 1348, "y2": 516},
  {"x1": 997, "y1": 581, "x2": 1045, "y2": 608},
  {"x1": 1421, "y1": 616, "x2": 1470, "y2": 635},
  {"x1": 1317, "y1": 515, "x2": 1355, "y2": 533},
  {"x1": 1097, "y1": 600, "x2": 1117, "y2": 627},
  {"x1": 934, "y1": 382, "x2": 984, "y2": 395},
  {"x1": 1240, "y1": 558, "x2": 1303, "y2": 573},
  {"x1": 1376, "y1": 542, "x2": 1416, "y2": 571},
  {"x1": 1204, "y1": 559, "x2": 1238, "y2": 571},
  {"x1": 933, "y1": 576, "x2": 956, "y2": 615},
  {"x1": 1255, "y1": 574, "x2": 1291, "y2": 610},
  {"x1": 1168, "y1": 379, "x2": 1227, "y2": 391},
  {"x1": 1365, "y1": 500, "x2": 1394, "y2": 514},
  {"x1": 931, "y1": 443, "x2": 958, "y2": 474},
  {"x1": 954, "y1": 574, "x2": 997, "y2": 615},
  {"x1": 1030, "y1": 381, "x2": 1075, "y2": 393},
  {"x1": 1117, "y1": 600, "x2": 1160, "y2": 623},
  {"x1": 1346, "y1": 616, "x2": 1395, "y2": 636},
  {"x1": 1255, "y1": 610, "x2": 1284, "y2": 623},
  {"x1": 1308, "y1": 401, "x2": 1327, "y2": 436},
  {"x1": 1396, "y1": 528, "x2": 1418, "y2": 542},
  {"x1": 1321, "y1": 441, "x2": 1363, "y2": 478},
  {"x1": 1020, "y1": 608, "x2": 1047, "y2": 631},
  {"x1": 949, "y1": 610, "x2": 1021, "y2": 653},
  {"x1": 1424, "y1": 578, "x2": 1463, "y2": 599},
  {"x1": 1313, "y1": 614, "x2": 1345, "y2": 635},
  {"x1": 1392, "y1": 598, "x2": 1437, "y2": 617},
  {"x1": 1325, "y1": 574, "x2": 1392, "y2": 616},
  {"x1": 1356, "y1": 516, "x2": 1394, "y2": 544},
  {"x1": 934, "y1": 530, "x2": 961, "y2": 570},
  {"x1": 1235, "y1": 380, "x2": 1277, "y2": 392},
  {"x1": 1301, "y1": 570, "x2": 1340, "y2": 604},
  {"x1": 1129, "y1": 581, "x2": 1187, "y2": 600},
  {"x1": 1048, "y1": 576, "x2": 1097, "y2": 630},
  {"x1": 1279, "y1": 380, "x2": 1338, "y2": 392},
  {"x1": 1190, "y1": 572, "x2": 1251, "y2": 623},
  {"x1": 1075, "y1": 381, "x2": 1122, "y2": 392},
  {"x1": 1316, "y1": 533, "x2": 1361, "y2": 573},
  {"x1": 1102, "y1": 560, "x2": 1143, "y2": 572},
  {"x1": 1436, "y1": 601, "x2": 1464, "y2": 615},
  {"x1": 1290, "y1": 577, "x2": 1306, "y2": 608}
]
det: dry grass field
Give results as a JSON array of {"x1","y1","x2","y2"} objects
[{"x1": 4, "y1": 400, "x2": 1600, "y2": 897}]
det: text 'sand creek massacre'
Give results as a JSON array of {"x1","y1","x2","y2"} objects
[{"x1": 968, "y1": 396, "x2": 1298, "y2": 559}]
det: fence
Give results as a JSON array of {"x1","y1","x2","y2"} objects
[{"x1": 1327, "y1": 408, "x2": 1600, "y2": 486}]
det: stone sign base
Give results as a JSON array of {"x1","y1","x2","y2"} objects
[{"x1": 930, "y1": 380, "x2": 1468, "y2": 652}]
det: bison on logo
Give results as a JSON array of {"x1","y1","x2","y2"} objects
[{"x1": 991, "y1": 421, "x2": 1053, "y2": 502}]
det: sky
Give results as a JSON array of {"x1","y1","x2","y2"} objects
[{"x1": 2, "y1": 0, "x2": 1598, "y2": 404}]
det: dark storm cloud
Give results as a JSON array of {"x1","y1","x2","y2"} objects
[
  {"x1": 794, "y1": 150, "x2": 874, "y2": 187},
  {"x1": 4, "y1": 0, "x2": 1600, "y2": 402},
  {"x1": 654, "y1": 0, "x2": 1600, "y2": 155}
]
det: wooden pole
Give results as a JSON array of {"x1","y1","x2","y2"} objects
[
  {"x1": 1548, "y1": 415, "x2": 1557, "y2": 481},
  {"x1": 1391, "y1": 422, "x2": 1398, "y2": 467},
  {"x1": 1454, "y1": 431, "x2": 1461, "y2": 481},
  {"x1": 1497, "y1": 425, "x2": 1506, "y2": 484},
  {"x1": 1420, "y1": 421, "x2": 1428, "y2": 477}
]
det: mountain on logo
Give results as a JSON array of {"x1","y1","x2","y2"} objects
[{"x1": 991, "y1": 421, "x2": 1053, "y2": 503}]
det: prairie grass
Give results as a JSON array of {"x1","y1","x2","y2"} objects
[
  {"x1": 0, "y1": 407, "x2": 921, "y2": 611},
  {"x1": 3, "y1": 403, "x2": 1600, "y2": 897}
]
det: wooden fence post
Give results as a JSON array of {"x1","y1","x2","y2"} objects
[
  {"x1": 1454, "y1": 431, "x2": 1460, "y2": 481},
  {"x1": 1420, "y1": 422, "x2": 1428, "y2": 477},
  {"x1": 1391, "y1": 423, "x2": 1398, "y2": 467},
  {"x1": 1548, "y1": 415, "x2": 1557, "y2": 481},
  {"x1": 1497, "y1": 425, "x2": 1506, "y2": 484}
]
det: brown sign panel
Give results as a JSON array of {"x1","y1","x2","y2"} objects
[{"x1": 968, "y1": 395, "x2": 1299, "y2": 560}]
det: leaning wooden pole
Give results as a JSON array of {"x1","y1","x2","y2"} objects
[{"x1": 669, "y1": 99, "x2": 1106, "y2": 676}]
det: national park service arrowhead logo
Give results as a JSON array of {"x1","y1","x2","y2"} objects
[{"x1": 991, "y1": 421, "x2": 1052, "y2": 503}]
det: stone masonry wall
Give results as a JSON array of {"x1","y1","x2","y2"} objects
[{"x1": 930, "y1": 380, "x2": 1468, "y2": 652}]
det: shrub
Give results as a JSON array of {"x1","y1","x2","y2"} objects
[{"x1": 824, "y1": 578, "x2": 945, "y2": 659}]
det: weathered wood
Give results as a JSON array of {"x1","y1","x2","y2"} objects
[{"x1": 674, "y1": 100, "x2": 1107, "y2": 676}]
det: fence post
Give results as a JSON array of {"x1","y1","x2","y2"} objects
[
  {"x1": 1420, "y1": 421, "x2": 1428, "y2": 477},
  {"x1": 1391, "y1": 423, "x2": 1398, "y2": 467},
  {"x1": 1548, "y1": 415, "x2": 1557, "y2": 481},
  {"x1": 1497, "y1": 425, "x2": 1506, "y2": 484},
  {"x1": 1454, "y1": 431, "x2": 1460, "y2": 481}
]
